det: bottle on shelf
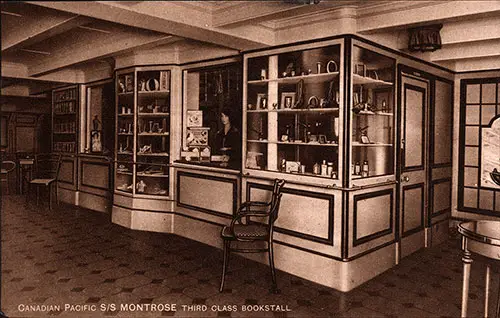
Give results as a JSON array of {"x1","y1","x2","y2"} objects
[
  {"x1": 313, "y1": 162, "x2": 321, "y2": 175},
  {"x1": 281, "y1": 159, "x2": 286, "y2": 172},
  {"x1": 354, "y1": 161, "x2": 361, "y2": 175},
  {"x1": 327, "y1": 162, "x2": 334, "y2": 177},
  {"x1": 321, "y1": 160, "x2": 328, "y2": 176},
  {"x1": 361, "y1": 160, "x2": 369, "y2": 178}
]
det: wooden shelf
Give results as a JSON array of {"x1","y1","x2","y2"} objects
[
  {"x1": 118, "y1": 114, "x2": 134, "y2": 117},
  {"x1": 352, "y1": 142, "x2": 392, "y2": 147},
  {"x1": 248, "y1": 72, "x2": 339, "y2": 86},
  {"x1": 138, "y1": 112, "x2": 170, "y2": 117},
  {"x1": 118, "y1": 133, "x2": 133, "y2": 136},
  {"x1": 53, "y1": 132, "x2": 76, "y2": 135},
  {"x1": 138, "y1": 90, "x2": 170, "y2": 95},
  {"x1": 116, "y1": 171, "x2": 132, "y2": 175},
  {"x1": 138, "y1": 132, "x2": 169, "y2": 136},
  {"x1": 355, "y1": 110, "x2": 393, "y2": 117},
  {"x1": 136, "y1": 152, "x2": 169, "y2": 157},
  {"x1": 248, "y1": 140, "x2": 339, "y2": 147},
  {"x1": 248, "y1": 107, "x2": 339, "y2": 114},
  {"x1": 136, "y1": 173, "x2": 169, "y2": 178},
  {"x1": 352, "y1": 74, "x2": 393, "y2": 88},
  {"x1": 54, "y1": 112, "x2": 76, "y2": 115},
  {"x1": 118, "y1": 92, "x2": 134, "y2": 96}
]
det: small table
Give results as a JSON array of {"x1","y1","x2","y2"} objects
[
  {"x1": 18, "y1": 158, "x2": 34, "y2": 194},
  {"x1": 458, "y1": 221, "x2": 500, "y2": 318}
]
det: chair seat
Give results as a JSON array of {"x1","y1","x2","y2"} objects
[
  {"x1": 222, "y1": 224, "x2": 269, "y2": 240},
  {"x1": 30, "y1": 178, "x2": 56, "y2": 185}
]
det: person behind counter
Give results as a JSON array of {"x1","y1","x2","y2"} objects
[{"x1": 215, "y1": 107, "x2": 241, "y2": 168}]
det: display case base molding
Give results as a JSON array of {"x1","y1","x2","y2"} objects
[
  {"x1": 57, "y1": 187, "x2": 78, "y2": 205},
  {"x1": 429, "y1": 219, "x2": 450, "y2": 247},
  {"x1": 112, "y1": 205, "x2": 174, "y2": 233},
  {"x1": 79, "y1": 191, "x2": 110, "y2": 213},
  {"x1": 400, "y1": 231, "x2": 425, "y2": 259}
]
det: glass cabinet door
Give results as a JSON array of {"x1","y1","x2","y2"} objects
[
  {"x1": 245, "y1": 44, "x2": 341, "y2": 180},
  {"x1": 350, "y1": 45, "x2": 395, "y2": 181},
  {"x1": 135, "y1": 69, "x2": 171, "y2": 196},
  {"x1": 116, "y1": 72, "x2": 135, "y2": 193}
]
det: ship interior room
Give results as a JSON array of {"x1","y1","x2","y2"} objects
[{"x1": 1, "y1": 1, "x2": 500, "y2": 317}]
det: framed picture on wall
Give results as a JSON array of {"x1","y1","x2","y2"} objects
[
  {"x1": 280, "y1": 92, "x2": 296, "y2": 109},
  {"x1": 256, "y1": 93, "x2": 268, "y2": 109}
]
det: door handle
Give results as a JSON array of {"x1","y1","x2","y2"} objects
[{"x1": 401, "y1": 175, "x2": 410, "y2": 183}]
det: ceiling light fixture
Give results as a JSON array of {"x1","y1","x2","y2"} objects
[
  {"x1": 20, "y1": 49, "x2": 51, "y2": 55},
  {"x1": 408, "y1": 24, "x2": 443, "y2": 52},
  {"x1": 1, "y1": 10, "x2": 23, "y2": 17},
  {"x1": 78, "y1": 25, "x2": 111, "y2": 34}
]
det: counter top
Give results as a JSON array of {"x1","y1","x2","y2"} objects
[{"x1": 173, "y1": 160, "x2": 241, "y2": 175}]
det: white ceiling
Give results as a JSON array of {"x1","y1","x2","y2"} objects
[{"x1": 1, "y1": 0, "x2": 500, "y2": 97}]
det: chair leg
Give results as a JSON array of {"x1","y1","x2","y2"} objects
[
  {"x1": 268, "y1": 241, "x2": 279, "y2": 294},
  {"x1": 48, "y1": 185, "x2": 52, "y2": 211},
  {"x1": 26, "y1": 182, "x2": 30, "y2": 206},
  {"x1": 55, "y1": 183, "x2": 59, "y2": 206},
  {"x1": 496, "y1": 273, "x2": 500, "y2": 318},
  {"x1": 220, "y1": 240, "x2": 231, "y2": 292},
  {"x1": 36, "y1": 186, "x2": 40, "y2": 207}
]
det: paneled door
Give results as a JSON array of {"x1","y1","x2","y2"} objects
[{"x1": 399, "y1": 73, "x2": 429, "y2": 259}]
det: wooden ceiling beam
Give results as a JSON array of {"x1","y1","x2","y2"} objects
[
  {"x1": 26, "y1": 1, "x2": 267, "y2": 50},
  {"x1": 1, "y1": 2, "x2": 96, "y2": 52},
  {"x1": 28, "y1": 30, "x2": 177, "y2": 76}
]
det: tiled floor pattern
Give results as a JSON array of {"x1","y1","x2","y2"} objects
[{"x1": 1, "y1": 195, "x2": 499, "y2": 317}]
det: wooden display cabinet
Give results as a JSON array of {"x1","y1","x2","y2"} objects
[
  {"x1": 114, "y1": 67, "x2": 172, "y2": 200},
  {"x1": 244, "y1": 40, "x2": 344, "y2": 186}
]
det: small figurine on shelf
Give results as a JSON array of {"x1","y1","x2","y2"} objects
[
  {"x1": 260, "y1": 69, "x2": 267, "y2": 80},
  {"x1": 91, "y1": 131, "x2": 102, "y2": 153},
  {"x1": 139, "y1": 79, "x2": 146, "y2": 92},
  {"x1": 93, "y1": 115, "x2": 101, "y2": 131},
  {"x1": 136, "y1": 180, "x2": 146, "y2": 193},
  {"x1": 119, "y1": 78, "x2": 126, "y2": 93}
]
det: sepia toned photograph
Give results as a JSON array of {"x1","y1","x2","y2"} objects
[{"x1": 1, "y1": 1, "x2": 500, "y2": 317}]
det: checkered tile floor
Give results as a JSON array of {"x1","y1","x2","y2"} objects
[{"x1": 1, "y1": 195, "x2": 498, "y2": 317}]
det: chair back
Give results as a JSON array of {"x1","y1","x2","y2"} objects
[
  {"x1": 268, "y1": 179, "x2": 285, "y2": 224},
  {"x1": 34, "y1": 153, "x2": 62, "y2": 179}
]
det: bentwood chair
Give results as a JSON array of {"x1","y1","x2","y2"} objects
[
  {"x1": 220, "y1": 179, "x2": 285, "y2": 293},
  {"x1": 27, "y1": 154, "x2": 62, "y2": 210},
  {"x1": 1, "y1": 160, "x2": 17, "y2": 195}
]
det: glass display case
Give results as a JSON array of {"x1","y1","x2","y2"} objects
[
  {"x1": 244, "y1": 41, "x2": 343, "y2": 184},
  {"x1": 181, "y1": 60, "x2": 242, "y2": 169},
  {"x1": 350, "y1": 45, "x2": 395, "y2": 182},
  {"x1": 115, "y1": 67, "x2": 171, "y2": 197},
  {"x1": 84, "y1": 80, "x2": 115, "y2": 154},
  {"x1": 243, "y1": 38, "x2": 396, "y2": 187}
]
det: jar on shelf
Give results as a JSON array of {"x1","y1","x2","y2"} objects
[
  {"x1": 327, "y1": 162, "x2": 334, "y2": 177},
  {"x1": 313, "y1": 162, "x2": 321, "y2": 175}
]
